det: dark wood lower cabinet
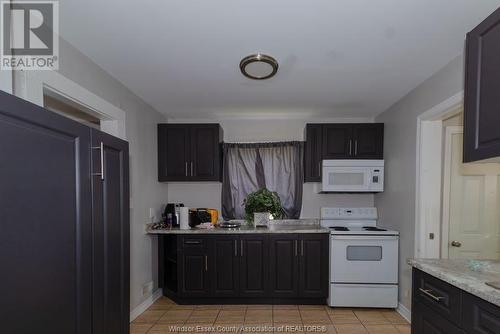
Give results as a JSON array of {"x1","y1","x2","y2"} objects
[
  {"x1": 412, "y1": 268, "x2": 500, "y2": 334},
  {"x1": 239, "y1": 235, "x2": 270, "y2": 297},
  {"x1": 269, "y1": 234, "x2": 300, "y2": 298},
  {"x1": 161, "y1": 233, "x2": 328, "y2": 303}
]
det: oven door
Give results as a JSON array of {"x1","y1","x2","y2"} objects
[
  {"x1": 331, "y1": 235, "x2": 399, "y2": 284},
  {"x1": 322, "y1": 167, "x2": 371, "y2": 192}
]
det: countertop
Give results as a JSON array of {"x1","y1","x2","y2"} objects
[
  {"x1": 408, "y1": 258, "x2": 500, "y2": 307},
  {"x1": 146, "y1": 219, "x2": 331, "y2": 234}
]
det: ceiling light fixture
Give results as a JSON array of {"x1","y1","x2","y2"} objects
[{"x1": 239, "y1": 53, "x2": 278, "y2": 80}]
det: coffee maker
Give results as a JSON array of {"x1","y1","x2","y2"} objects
[{"x1": 163, "y1": 203, "x2": 184, "y2": 227}]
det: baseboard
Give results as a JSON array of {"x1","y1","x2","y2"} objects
[
  {"x1": 130, "y1": 289, "x2": 163, "y2": 322},
  {"x1": 397, "y1": 302, "x2": 411, "y2": 323}
]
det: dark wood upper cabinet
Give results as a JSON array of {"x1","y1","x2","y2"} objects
[
  {"x1": 352, "y1": 124, "x2": 384, "y2": 159},
  {"x1": 158, "y1": 124, "x2": 223, "y2": 182},
  {"x1": 322, "y1": 124, "x2": 353, "y2": 159},
  {"x1": 304, "y1": 123, "x2": 384, "y2": 181},
  {"x1": 304, "y1": 124, "x2": 323, "y2": 182},
  {"x1": 464, "y1": 7, "x2": 500, "y2": 162}
]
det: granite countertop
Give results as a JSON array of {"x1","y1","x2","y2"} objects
[
  {"x1": 146, "y1": 219, "x2": 330, "y2": 234},
  {"x1": 408, "y1": 258, "x2": 500, "y2": 307}
]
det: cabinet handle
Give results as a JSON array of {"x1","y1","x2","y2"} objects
[
  {"x1": 301, "y1": 240, "x2": 304, "y2": 256},
  {"x1": 418, "y1": 288, "x2": 444, "y2": 302},
  {"x1": 354, "y1": 140, "x2": 358, "y2": 156},
  {"x1": 92, "y1": 142, "x2": 104, "y2": 180},
  {"x1": 191, "y1": 162, "x2": 194, "y2": 177},
  {"x1": 318, "y1": 161, "x2": 321, "y2": 177},
  {"x1": 234, "y1": 240, "x2": 238, "y2": 257},
  {"x1": 204, "y1": 255, "x2": 208, "y2": 271},
  {"x1": 240, "y1": 240, "x2": 243, "y2": 257},
  {"x1": 185, "y1": 162, "x2": 188, "y2": 177},
  {"x1": 294, "y1": 240, "x2": 298, "y2": 256},
  {"x1": 349, "y1": 140, "x2": 353, "y2": 156},
  {"x1": 184, "y1": 240, "x2": 201, "y2": 245}
]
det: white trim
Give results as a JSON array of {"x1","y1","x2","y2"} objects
[
  {"x1": 0, "y1": 0, "x2": 12, "y2": 94},
  {"x1": 441, "y1": 126, "x2": 463, "y2": 259},
  {"x1": 414, "y1": 91, "x2": 463, "y2": 258},
  {"x1": 397, "y1": 302, "x2": 411, "y2": 323},
  {"x1": 14, "y1": 70, "x2": 126, "y2": 139},
  {"x1": 130, "y1": 289, "x2": 163, "y2": 322}
]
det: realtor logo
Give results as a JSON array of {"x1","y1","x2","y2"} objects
[{"x1": 1, "y1": 1, "x2": 59, "y2": 70}]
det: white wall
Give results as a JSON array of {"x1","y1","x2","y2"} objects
[
  {"x1": 374, "y1": 55, "x2": 465, "y2": 311},
  {"x1": 12, "y1": 38, "x2": 168, "y2": 311},
  {"x1": 166, "y1": 118, "x2": 375, "y2": 218}
]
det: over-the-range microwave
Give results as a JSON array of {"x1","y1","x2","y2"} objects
[{"x1": 321, "y1": 160, "x2": 384, "y2": 192}]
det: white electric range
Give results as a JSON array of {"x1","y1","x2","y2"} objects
[{"x1": 320, "y1": 207, "x2": 399, "y2": 308}]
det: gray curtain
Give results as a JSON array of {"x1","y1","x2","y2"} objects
[{"x1": 221, "y1": 141, "x2": 304, "y2": 220}]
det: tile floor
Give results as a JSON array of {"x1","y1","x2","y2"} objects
[{"x1": 131, "y1": 297, "x2": 410, "y2": 334}]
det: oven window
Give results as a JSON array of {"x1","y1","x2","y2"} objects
[
  {"x1": 346, "y1": 246, "x2": 382, "y2": 261},
  {"x1": 329, "y1": 173, "x2": 364, "y2": 186}
]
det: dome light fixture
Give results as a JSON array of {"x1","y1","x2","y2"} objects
[{"x1": 239, "y1": 53, "x2": 278, "y2": 80}]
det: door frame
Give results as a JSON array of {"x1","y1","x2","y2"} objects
[
  {"x1": 415, "y1": 91, "x2": 463, "y2": 258},
  {"x1": 441, "y1": 126, "x2": 463, "y2": 259},
  {"x1": 14, "y1": 70, "x2": 126, "y2": 140}
]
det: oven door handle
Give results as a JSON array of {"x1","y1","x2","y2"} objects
[{"x1": 331, "y1": 235, "x2": 399, "y2": 240}]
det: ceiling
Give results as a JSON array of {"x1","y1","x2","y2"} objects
[{"x1": 59, "y1": 0, "x2": 500, "y2": 119}]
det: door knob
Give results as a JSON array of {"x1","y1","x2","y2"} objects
[{"x1": 450, "y1": 240, "x2": 462, "y2": 247}]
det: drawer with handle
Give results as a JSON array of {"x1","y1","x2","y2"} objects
[
  {"x1": 413, "y1": 269, "x2": 462, "y2": 325},
  {"x1": 181, "y1": 236, "x2": 208, "y2": 250}
]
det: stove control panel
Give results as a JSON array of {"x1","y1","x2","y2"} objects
[{"x1": 320, "y1": 207, "x2": 378, "y2": 220}]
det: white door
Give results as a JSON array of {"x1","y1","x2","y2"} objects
[{"x1": 442, "y1": 127, "x2": 500, "y2": 259}]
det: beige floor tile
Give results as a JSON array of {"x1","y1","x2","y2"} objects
[
  {"x1": 195, "y1": 305, "x2": 222, "y2": 310},
  {"x1": 170, "y1": 304, "x2": 196, "y2": 310},
  {"x1": 241, "y1": 324, "x2": 275, "y2": 332},
  {"x1": 148, "y1": 323, "x2": 184, "y2": 333},
  {"x1": 299, "y1": 305, "x2": 327, "y2": 310},
  {"x1": 216, "y1": 315, "x2": 245, "y2": 324},
  {"x1": 157, "y1": 309, "x2": 192, "y2": 324},
  {"x1": 314, "y1": 324, "x2": 337, "y2": 334},
  {"x1": 148, "y1": 304, "x2": 173, "y2": 311},
  {"x1": 353, "y1": 311, "x2": 389, "y2": 325},
  {"x1": 273, "y1": 316, "x2": 303, "y2": 325},
  {"x1": 300, "y1": 310, "x2": 332, "y2": 325},
  {"x1": 185, "y1": 316, "x2": 217, "y2": 324},
  {"x1": 247, "y1": 304, "x2": 273, "y2": 310},
  {"x1": 133, "y1": 310, "x2": 166, "y2": 323},
  {"x1": 381, "y1": 311, "x2": 408, "y2": 324},
  {"x1": 394, "y1": 324, "x2": 411, "y2": 334},
  {"x1": 130, "y1": 323, "x2": 153, "y2": 334},
  {"x1": 273, "y1": 305, "x2": 299, "y2": 310},
  {"x1": 364, "y1": 324, "x2": 399, "y2": 334},
  {"x1": 334, "y1": 324, "x2": 368, "y2": 334},
  {"x1": 273, "y1": 310, "x2": 301, "y2": 317},
  {"x1": 221, "y1": 304, "x2": 248, "y2": 311},
  {"x1": 191, "y1": 309, "x2": 220, "y2": 317}
]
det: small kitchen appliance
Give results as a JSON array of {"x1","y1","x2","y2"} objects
[
  {"x1": 164, "y1": 203, "x2": 184, "y2": 227},
  {"x1": 321, "y1": 207, "x2": 399, "y2": 308},
  {"x1": 322, "y1": 160, "x2": 384, "y2": 192}
]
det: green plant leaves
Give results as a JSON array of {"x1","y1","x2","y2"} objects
[{"x1": 244, "y1": 188, "x2": 284, "y2": 222}]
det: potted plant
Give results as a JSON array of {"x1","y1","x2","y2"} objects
[{"x1": 244, "y1": 188, "x2": 284, "y2": 226}]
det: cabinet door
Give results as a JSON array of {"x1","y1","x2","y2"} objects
[
  {"x1": 304, "y1": 124, "x2": 323, "y2": 182},
  {"x1": 269, "y1": 234, "x2": 299, "y2": 298},
  {"x1": 464, "y1": 8, "x2": 500, "y2": 162},
  {"x1": 322, "y1": 124, "x2": 353, "y2": 159},
  {"x1": 0, "y1": 91, "x2": 92, "y2": 334},
  {"x1": 158, "y1": 124, "x2": 190, "y2": 181},
  {"x1": 299, "y1": 234, "x2": 329, "y2": 298},
  {"x1": 239, "y1": 235, "x2": 270, "y2": 297},
  {"x1": 210, "y1": 235, "x2": 239, "y2": 296},
  {"x1": 190, "y1": 124, "x2": 221, "y2": 181},
  {"x1": 179, "y1": 237, "x2": 210, "y2": 297},
  {"x1": 412, "y1": 302, "x2": 463, "y2": 334},
  {"x1": 462, "y1": 293, "x2": 500, "y2": 334},
  {"x1": 352, "y1": 124, "x2": 383, "y2": 159},
  {"x1": 91, "y1": 129, "x2": 130, "y2": 334}
]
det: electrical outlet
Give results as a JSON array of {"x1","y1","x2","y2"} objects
[
  {"x1": 149, "y1": 208, "x2": 155, "y2": 219},
  {"x1": 142, "y1": 281, "x2": 153, "y2": 297}
]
